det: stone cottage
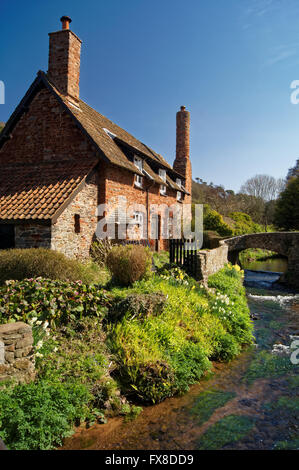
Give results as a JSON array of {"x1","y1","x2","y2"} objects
[{"x1": 0, "y1": 17, "x2": 192, "y2": 258}]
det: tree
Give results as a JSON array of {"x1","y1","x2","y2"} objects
[
  {"x1": 274, "y1": 177, "x2": 299, "y2": 230},
  {"x1": 287, "y1": 160, "x2": 299, "y2": 182},
  {"x1": 240, "y1": 174, "x2": 285, "y2": 230},
  {"x1": 240, "y1": 174, "x2": 283, "y2": 202}
]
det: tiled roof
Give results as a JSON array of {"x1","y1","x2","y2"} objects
[{"x1": 0, "y1": 160, "x2": 96, "y2": 220}]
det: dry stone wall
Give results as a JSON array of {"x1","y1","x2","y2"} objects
[{"x1": 0, "y1": 322, "x2": 35, "y2": 384}]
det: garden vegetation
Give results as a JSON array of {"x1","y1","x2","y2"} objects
[{"x1": 0, "y1": 247, "x2": 253, "y2": 449}]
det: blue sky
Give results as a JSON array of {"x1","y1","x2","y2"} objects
[{"x1": 1, "y1": 0, "x2": 299, "y2": 191}]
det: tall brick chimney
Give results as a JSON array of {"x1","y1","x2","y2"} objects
[
  {"x1": 48, "y1": 16, "x2": 82, "y2": 105},
  {"x1": 173, "y1": 106, "x2": 192, "y2": 201}
]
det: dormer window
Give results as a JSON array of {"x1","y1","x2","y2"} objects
[
  {"x1": 176, "y1": 178, "x2": 182, "y2": 188},
  {"x1": 159, "y1": 169, "x2": 166, "y2": 182},
  {"x1": 134, "y1": 156, "x2": 143, "y2": 172},
  {"x1": 135, "y1": 174, "x2": 143, "y2": 188},
  {"x1": 160, "y1": 184, "x2": 167, "y2": 196}
]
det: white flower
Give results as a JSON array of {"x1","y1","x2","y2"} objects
[
  {"x1": 35, "y1": 352, "x2": 43, "y2": 358},
  {"x1": 36, "y1": 321, "x2": 42, "y2": 326},
  {"x1": 43, "y1": 321, "x2": 49, "y2": 330},
  {"x1": 36, "y1": 340, "x2": 43, "y2": 350}
]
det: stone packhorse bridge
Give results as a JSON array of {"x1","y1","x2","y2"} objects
[{"x1": 221, "y1": 232, "x2": 299, "y2": 288}]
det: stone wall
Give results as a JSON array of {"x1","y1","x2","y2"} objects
[
  {"x1": 195, "y1": 244, "x2": 228, "y2": 285},
  {"x1": 0, "y1": 322, "x2": 35, "y2": 384},
  {"x1": 15, "y1": 224, "x2": 51, "y2": 249},
  {"x1": 51, "y1": 172, "x2": 98, "y2": 259}
]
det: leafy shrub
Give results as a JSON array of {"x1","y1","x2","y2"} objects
[
  {"x1": 0, "y1": 248, "x2": 101, "y2": 285},
  {"x1": 106, "y1": 245, "x2": 152, "y2": 286},
  {"x1": 203, "y1": 207, "x2": 233, "y2": 237},
  {"x1": 229, "y1": 212, "x2": 263, "y2": 235},
  {"x1": 0, "y1": 278, "x2": 111, "y2": 326},
  {"x1": 0, "y1": 380, "x2": 92, "y2": 450},
  {"x1": 109, "y1": 292, "x2": 167, "y2": 322},
  {"x1": 91, "y1": 239, "x2": 114, "y2": 267}
]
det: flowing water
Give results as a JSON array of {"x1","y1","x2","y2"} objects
[{"x1": 62, "y1": 264, "x2": 299, "y2": 451}]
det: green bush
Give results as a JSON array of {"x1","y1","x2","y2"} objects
[
  {"x1": 203, "y1": 207, "x2": 233, "y2": 237},
  {"x1": 106, "y1": 245, "x2": 152, "y2": 286},
  {"x1": 0, "y1": 278, "x2": 111, "y2": 327},
  {"x1": 229, "y1": 212, "x2": 263, "y2": 235},
  {"x1": 203, "y1": 231, "x2": 222, "y2": 249},
  {"x1": 0, "y1": 381, "x2": 92, "y2": 450},
  {"x1": 0, "y1": 248, "x2": 101, "y2": 285}
]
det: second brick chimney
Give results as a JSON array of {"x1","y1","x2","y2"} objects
[
  {"x1": 48, "y1": 16, "x2": 82, "y2": 105},
  {"x1": 173, "y1": 106, "x2": 192, "y2": 201}
]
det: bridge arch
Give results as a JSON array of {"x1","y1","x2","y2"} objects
[{"x1": 221, "y1": 232, "x2": 299, "y2": 288}]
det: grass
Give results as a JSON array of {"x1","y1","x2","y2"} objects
[
  {"x1": 190, "y1": 389, "x2": 236, "y2": 426},
  {"x1": 239, "y1": 248, "x2": 278, "y2": 264},
  {"x1": 197, "y1": 414, "x2": 255, "y2": 450}
]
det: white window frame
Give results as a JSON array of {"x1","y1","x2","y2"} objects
[
  {"x1": 160, "y1": 184, "x2": 167, "y2": 196},
  {"x1": 177, "y1": 191, "x2": 182, "y2": 201},
  {"x1": 134, "y1": 156, "x2": 143, "y2": 172},
  {"x1": 159, "y1": 169, "x2": 166, "y2": 182},
  {"x1": 176, "y1": 178, "x2": 182, "y2": 188},
  {"x1": 135, "y1": 174, "x2": 143, "y2": 188},
  {"x1": 133, "y1": 211, "x2": 143, "y2": 226}
]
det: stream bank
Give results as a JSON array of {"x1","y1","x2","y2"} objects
[{"x1": 62, "y1": 267, "x2": 298, "y2": 451}]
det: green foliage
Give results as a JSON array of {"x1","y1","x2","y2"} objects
[
  {"x1": 203, "y1": 206, "x2": 233, "y2": 237},
  {"x1": 35, "y1": 318, "x2": 110, "y2": 386},
  {"x1": 190, "y1": 389, "x2": 236, "y2": 426},
  {"x1": 0, "y1": 381, "x2": 92, "y2": 450},
  {"x1": 275, "y1": 176, "x2": 299, "y2": 230},
  {"x1": 109, "y1": 292, "x2": 166, "y2": 322},
  {"x1": 197, "y1": 415, "x2": 255, "y2": 450},
  {"x1": 0, "y1": 278, "x2": 111, "y2": 327},
  {"x1": 108, "y1": 266, "x2": 253, "y2": 403},
  {"x1": 208, "y1": 265, "x2": 253, "y2": 346},
  {"x1": 229, "y1": 212, "x2": 263, "y2": 235},
  {"x1": 152, "y1": 251, "x2": 169, "y2": 269},
  {"x1": 107, "y1": 245, "x2": 152, "y2": 286},
  {"x1": 0, "y1": 248, "x2": 102, "y2": 285}
]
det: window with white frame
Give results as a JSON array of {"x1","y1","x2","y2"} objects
[
  {"x1": 134, "y1": 156, "x2": 143, "y2": 171},
  {"x1": 176, "y1": 178, "x2": 182, "y2": 188},
  {"x1": 133, "y1": 211, "x2": 143, "y2": 225},
  {"x1": 177, "y1": 191, "x2": 182, "y2": 201},
  {"x1": 160, "y1": 184, "x2": 167, "y2": 195},
  {"x1": 159, "y1": 169, "x2": 166, "y2": 182},
  {"x1": 135, "y1": 174, "x2": 143, "y2": 188}
]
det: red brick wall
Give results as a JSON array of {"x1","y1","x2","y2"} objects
[
  {"x1": 0, "y1": 88, "x2": 97, "y2": 165},
  {"x1": 173, "y1": 107, "x2": 192, "y2": 204},
  {"x1": 100, "y1": 162, "x2": 183, "y2": 250},
  {"x1": 48, "y1": 29, "x2": 82, "y2": 104}
]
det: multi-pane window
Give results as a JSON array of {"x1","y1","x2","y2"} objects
[
  {"x1": 133, "y1": 211, "x2": 143, "y2": 225},
  {"x1": 135, "y1": 174, "x2": 143, "y2": 187},
  {"x1": 159, "y1": 169, "x2": 166, "y2": 182},
  {"x1": 176, "y1": 178, "x2": 182, "y2": 188},
  {"x1": 134, "y1": 156, "x2": 143, "y2": 171}
]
